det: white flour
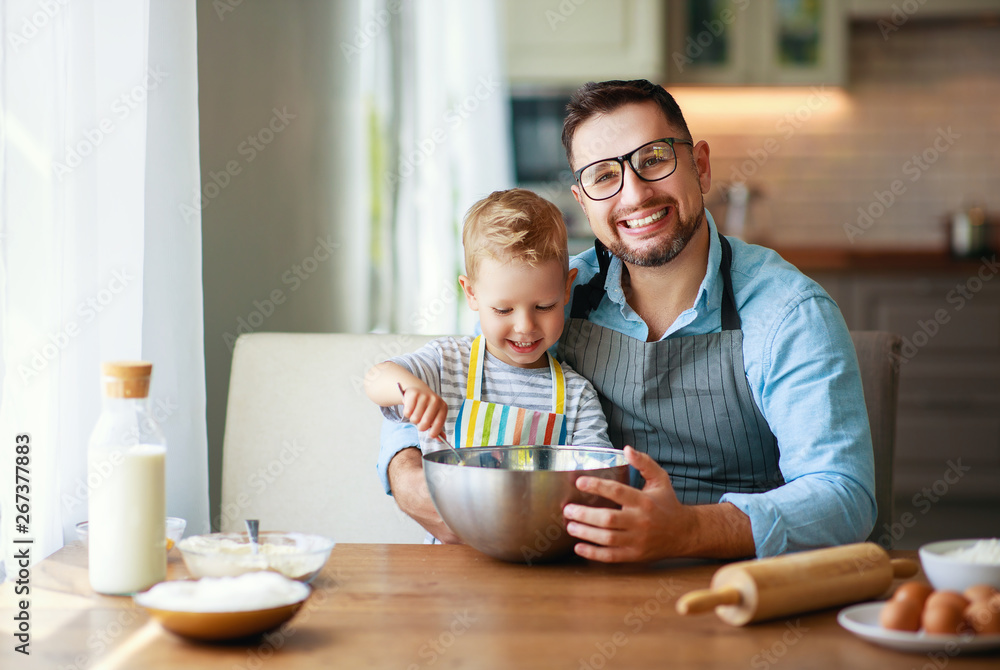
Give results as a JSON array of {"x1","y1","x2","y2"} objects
[
  {"x1": 137, "y1": 572, "x2": 309, "y2": 612},
  {"x1": 945, "y1": 538, "x2": 1000, "y2": 564}
]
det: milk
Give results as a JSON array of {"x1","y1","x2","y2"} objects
[{"x1": 88, "y1": 444, "x2": 166, "y2": 594}]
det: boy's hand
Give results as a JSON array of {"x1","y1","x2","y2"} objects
[{"x1": 398, "y1": 384, "x2": 448, "y2": 440}]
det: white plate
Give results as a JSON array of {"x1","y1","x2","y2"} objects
[{"x1": 838, "y1": 602, "x2": 1000, "y2": 654}]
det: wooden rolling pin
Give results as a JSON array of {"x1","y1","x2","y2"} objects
[{"x1": 676, "y1": 542, "x2": 918, "y2": 626}]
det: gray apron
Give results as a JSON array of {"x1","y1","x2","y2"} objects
[{"x1": 557, "y1": 234, "x2": 782, "y2": 504}]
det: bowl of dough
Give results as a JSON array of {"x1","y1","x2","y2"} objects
[{"x1": 177, "y1": 531, "x2": 335, "y2": 583}]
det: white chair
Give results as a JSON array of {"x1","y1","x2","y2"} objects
[{"x1": 220, "y1": 332, "x2": 432, "y2": 542}]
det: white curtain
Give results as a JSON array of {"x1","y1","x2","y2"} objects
[
  {"x1": 362, "y1": 0, "x2": 514, "y2": 335},
  {"x1": 0, "y1": 0, "x2": 208, "y2": 577}
]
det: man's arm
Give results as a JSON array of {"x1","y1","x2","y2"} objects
[
  {"x1": 721, "y1": 294, "x2": 877, "y2": 556},
  {"x1": 386, "y1": 447, "x2": 460, "y2": 544},
  {"x1": 378, "y1": 420, "x2": 461, "y2": 544},
  {"x1": 376, "y1": 419, "x2": 419, "y2": 493}
]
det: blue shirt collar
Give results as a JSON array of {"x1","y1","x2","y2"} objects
[{"x1": 603, "y1": 209, "x2": 724, "y2": 337}]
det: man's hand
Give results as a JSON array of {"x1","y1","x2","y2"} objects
[
  {"x1": 387, "y1": 447, "x2": 462, "y2": 544},
  {"x1": 562, "y1": 446, "x2": 756, "y2": 562}
]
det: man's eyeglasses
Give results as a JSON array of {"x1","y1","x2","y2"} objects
[{"x1": 573, "y1": 137, "x2": 693, "y2": 201}]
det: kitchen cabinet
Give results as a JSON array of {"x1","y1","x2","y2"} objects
[
  {"x1": 666, "y1": 0, "x2": 847, "y2": 86},
  {"x1": 502, "y1": 0, "x2": 666, "y2": 86},
  {"x1": 807, "y1": 269, "x2": 1000, "y2": 507}
]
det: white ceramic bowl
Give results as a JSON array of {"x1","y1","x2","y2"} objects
[
  {"x1": 178, "y1": 531, "x2": 335, "y2": 583},
  {"x1": 919, "y1": 538, "x2": 1000, "y2": 591},
  {"x1": 76, "y1": 517, "x2": 187, "y2": 548}
]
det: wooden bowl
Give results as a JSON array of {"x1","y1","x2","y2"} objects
[
  {"x1": 133, "y1": 578, "x2": 310, "y2": 641},
  {"x1": 139, "y1": 600, "x2": 306, "y2": 641}
]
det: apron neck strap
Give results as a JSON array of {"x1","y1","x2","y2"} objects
[
  {"x1": 466, "y1": 335, "x2": 566, "y2": 413},
  {"x1": 548, "y1": 355, "x2": 566, "y2": 414},
  {"x1": 719, "y1": 235, "x2": 741, "y2": 331},
  {"x1": 570, "y1": 233, "x2": 742, "y2": 331},
  {"x1": 569, "y1": 239, "x2": 612, "y2": 320},
  {"x1": 466, "y1": 335, "x2": 486, "y2": 400}
]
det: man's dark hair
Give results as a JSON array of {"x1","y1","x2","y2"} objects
[{"x1": 561, "y1": 79, "x2": 692, "y2": 168}]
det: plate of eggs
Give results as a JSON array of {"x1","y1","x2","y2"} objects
[{"x1": 838, "y1": 582, "x2": 1000, "y2": 653}]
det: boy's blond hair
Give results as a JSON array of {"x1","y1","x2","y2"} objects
[{"x1": 462, "y1": 188, "x2": 569, "y2": 281}]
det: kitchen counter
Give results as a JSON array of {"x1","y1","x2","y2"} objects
[
  {"x1": 4, "y1": 542, "x2": 998, "y2": 669},
  {"x1": 769, "y1": 246, "x2": 996, "y2": 274},
  {"x1": 569, "y1": 237, "x2": 997, "y2": 274}
]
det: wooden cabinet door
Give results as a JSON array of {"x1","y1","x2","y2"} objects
[
  {"x1": 504, "y1": 0, "x2": 667, "y2": 86},
  {"x1": 759, "y1": 0, "x2": 846, "y2": 85},
  {"x1": 667, "y1": 0, "x2": 846, "y2": 85}
]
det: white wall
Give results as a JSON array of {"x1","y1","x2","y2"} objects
[{"x1": 197, "y1": 0, "x2": 365, "y2": 528}]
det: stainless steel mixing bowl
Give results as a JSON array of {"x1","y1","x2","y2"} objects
[{"x1": 423, "y1": 445, "x2": 629, "y2": 563}]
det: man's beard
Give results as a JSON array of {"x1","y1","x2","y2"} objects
[{"x1": 604, "y1": 198, "x2": 705, "y2": 268}]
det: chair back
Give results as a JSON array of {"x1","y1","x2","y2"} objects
[
  {"x1": 850, "y1": 330, "x2": 902, "y2": 548},
  {"x1": 220, "y1": 332, "x2": 433, "y2": 542}
]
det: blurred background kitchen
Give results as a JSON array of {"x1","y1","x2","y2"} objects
[{"x1": 197, "y1": 0, "x2": 1000, "y2": 547}]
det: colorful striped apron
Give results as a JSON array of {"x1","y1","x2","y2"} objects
[{"x1": 454, "y1": 335, "x2": 568, "y2": 448}]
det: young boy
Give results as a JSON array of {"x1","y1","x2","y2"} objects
[{"x1": 365, "y1": 188, "x2": 610, "y2": 456}]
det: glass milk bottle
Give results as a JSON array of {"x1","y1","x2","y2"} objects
[{"x1": 87, "y1": 361, "x2": 166, "y2": 594}]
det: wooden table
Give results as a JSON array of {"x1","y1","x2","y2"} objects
[{"x1": 3, "y1": 543, "x2": 998, "y2": 669}]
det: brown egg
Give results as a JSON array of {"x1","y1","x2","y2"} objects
[
  {"x1": 893, "y1": 582, "x2": 934, "y2": 608},
  {"x1": 965, "y1": 600, "x2": 1000, "y2": 635},
  {"x1": 963, "y1": 584, "x2": 999, "y2": 603},
  {"x1": 922, "y1": 601, "x2": 967, "y2": 635},
  {"x1": 880, "y1": 598, "x2": 922, "y2": 632},
  {"x1": 925, "y1": 590, "x2": 970, "y2": 612}
]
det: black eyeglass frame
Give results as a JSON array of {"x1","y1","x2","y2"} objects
[{"x1": 572, "y1": 137, "x2": 694, "y2": 201}]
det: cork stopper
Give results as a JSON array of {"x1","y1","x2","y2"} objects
[{"x1": 101, "y1": 361, "x2": 153, "y2": 398}]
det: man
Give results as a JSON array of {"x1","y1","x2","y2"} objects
[{"x1": 378, "y1": 79, "x2": 876, "y2": 561}]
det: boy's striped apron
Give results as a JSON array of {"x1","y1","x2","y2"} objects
[{"x1": 454, "y1": 335, "x2": 568, "y2": 448}]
